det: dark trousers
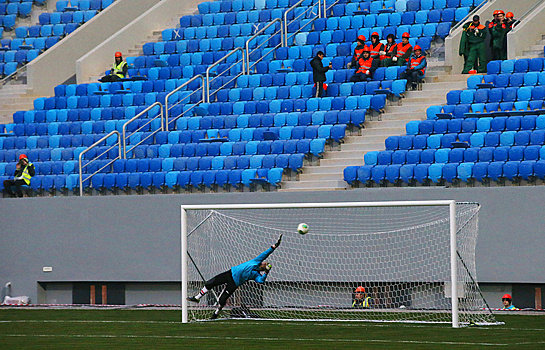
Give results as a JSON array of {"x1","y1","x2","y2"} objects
[
  {"x1": 401, "y1": 70, "x2": 424, "y2": 88},
  {"x1": 315, "y1": 81, "x2": 325, "y2": 98},
  {"x1": 205, "y1": 270, "x2": 238, "y2": 308},
  {"x1": 3, "y1": 179, "x2": 27, "y2": 197},
  {"x1": 350, "y1": 72, "x2": 371, "y2": 82},
  {"x1": 99, "y1": 74, "x2": 121, "y2": 83}
]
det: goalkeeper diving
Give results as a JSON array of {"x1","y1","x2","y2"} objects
[{"x1": 187, "y1": 234, "x2": 283, "y2": 319}]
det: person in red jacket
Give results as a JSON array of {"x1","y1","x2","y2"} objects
[
  {"x1": 368, "y1": 32, "x2": 383, "y2": 59},
  {"x1": 401, "y1": 45, "x2": 427, "y2": 90},
  {"x1": 348, "y1": 35, "x2": 367, "y2": 69},
  {"x1": 349, "y1": 46, "x2": 378, "y2": 82},
  {"x1": 379, "y1": 34, "x2": 397, "y2": 67}
]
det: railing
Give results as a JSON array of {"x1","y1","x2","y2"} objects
[
  {"x1": 121, "y1": 101, "x2": 163, "y2": 159},
  {"x1": 284, "y1": 0, "x2": 322, "y2": 46},
  {"x1": 245, "y1": 18, "x2": 284, "y2": 74},
  {"x1": 78, "y1": 130, "x2": 122, "y2": 196},
  {"x1": 510, "y1": 0, "x2": 544, "y2": 30},
  {"x1": 322, "y1": 0, "x2": 339, "y2": 19},
  {"x1": 164, "y1": 74, "x2": 206, "y2": 131},
  {"x1": 0, "y1": 65, "x2": 27, "y2": 88},
  {"x1": 206, "y1": 47, "x2": 246, "y2": 103}
]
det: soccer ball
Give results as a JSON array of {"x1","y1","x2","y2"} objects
[{"x1": 297, "y1": 223, "x2": 309, "y2": 235}]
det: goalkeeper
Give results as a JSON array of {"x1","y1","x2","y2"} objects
[{"x1": 187, "y1": 234, "x2": 283, "y2": 319}]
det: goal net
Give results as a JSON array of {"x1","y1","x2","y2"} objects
[{"x1": 181, "y1": 201, "x2": 499, "y2": 327}]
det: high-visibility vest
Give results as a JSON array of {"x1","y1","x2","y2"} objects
[
  {"x1": 112, "y1": 61, "x2": 127, "y2": 78},
  {"x1": 352, "y1": 296, "x2": 371, "y2": 308},
  {"x1": 14, "y1": 162, "x2": 33, "y2": 185},
  {"x1": 409, "y1": 55, "x2": 426, "y2": 74},
  {"x1": 396, "y1": 42, "x2": 412, "y2": 61},
  {"x1": 353, "y1": 45, "x2": 366, "y2": 62},
  {"x1": 356, "y1": 57, "x2": 374, "y2": 74},
  {"x1": 369, "y1": 43, "x2": 382, "y2": 57},
  {"x1": 380, "y1": 43, "x2": 396, "y2": 60}
]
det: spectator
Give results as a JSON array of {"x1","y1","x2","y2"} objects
[
  {"x1": 352, "y1": 286, "x2": 371, "y2": 308},
  {"x1": 505, "y1": 12, "x2": 516, "y2": 30},
  {"x1": 502, "y1": 294, "x2": 516, "y2": 310},
  {"x1": 347, "y1": 35, "x2": 367, "y2": 69},
  {"x1": 461, "y1": 15, "x2": 487, "y2": 74},
  {"x1": 379, "y1": 34, "x2": 397, "y2": 67},
  {"x1": 382, "y1": 33, "x2": 412, "y2": 67},
  {"x1": 401, "y1": 45, "x2": 427, "y2": 91},
  {"x1": 368, "y1": 32, "x2": 383, "y2": 59},
  {"x1": 350, "y1": 46, "x2": 378, "y2": 82},
  {"x1": 99, "y1": 51, "x2": 128, "y2": 82},
  {"x1": 310, "y1": 51, "x2": 332, "y2": 98},
  {"x1": 3, "y1": 154, "x2": 35, "y2": 198},
  {"x1": 490, "y1": 10, "x2": 509, "y2": 60}
]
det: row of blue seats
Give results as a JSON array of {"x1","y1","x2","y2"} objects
[
  {"x1": 486, "y1": 59, "x2": 543, "y2": 75},
  {"x1": 14, "y1": 22, "x2": 80, "y2": 38},
  {"x1": 37, "y1": 10, "x2": 97, "y2": 26},
  {"x1": 407, "y1": 115, "x2": 545, "y2": 136},
  {"x1": 55, "y1": 0, "x2": 113, "y2": 12},
  {"x1": 365, "y1": 145, "x2": 545, "y2": 166},
  {"x1": 384, "y1": 130, "x2": 545, "y2": 151},
  {"x1": 0, "y1": 2, "x2": 31, "y2": 19},
  {"x1": 0, "y1": 166, "x2": 285, "y2": 193},
  {"x1": 17, "y1": 106, "x2": 158, "y2": 123},
  {"x1": 345, "y1": 160, "x2": 545, "y2": 185},
  {"x1": 0, "y1": 49, "x2": 41, "y2": 64},
  {"x1": 446, "y1": 86, "x2": 545, "y2": 105},
  {"x1": 468, "y1": 72, "x2": 545, "y2": 90},
  {"x1": 429, "y1": 100, "x2": 545, "y2": 119},
  {"x1": 197, "y1": 0, "x2": 309, "y2": 14}
]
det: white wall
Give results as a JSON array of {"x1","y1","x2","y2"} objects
[
  {"x1": 76, "y1": 0, "x2": 202, "y2": 84},
  {"x1": 26, "y1": 0, "x2": 160, "y2": 96},
  {"x1": 445, "y1": 0, "x2": 537, "y2": 74},
  {"x1": 507, "y1": 1, "x2": 545, "y2": 58}
]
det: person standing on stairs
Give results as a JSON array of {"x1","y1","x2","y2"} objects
[
  {"x1": 461, "y1": 15, "x2": 487, "y2": 74},
  {"x1": 310, "y1": 51, "x2": 332, "y2": 98}
]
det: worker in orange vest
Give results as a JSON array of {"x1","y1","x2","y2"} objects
[
  {"x1": 382, "y1": 32, "x2": 412, "y2": 67},
  {"x1": 401, "y1": 45, "x2": 427, "y2": 90},
  {"x1": 347, "y1": 35, "x2": 367, "y2": 69},
  {"x1": 349, "y1": 46, "x2": 378, "y2": 82}
]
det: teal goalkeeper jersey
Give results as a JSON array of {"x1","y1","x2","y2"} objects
[{"x1": 230, "y1": 247, "x2": 274, "y2": 287}]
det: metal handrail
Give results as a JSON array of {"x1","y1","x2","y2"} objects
[
  {"x1": 121, "y1": 101, "x2": 163, "y2": 159},
  {"x1": 78, "y1": 130, "x2": 121, "y2": 196},
  {"x1": 323, "y1": 0, "x2": 339, "y2": 19},
  {"x1": 509, "y1": 0, "x2": 544, "y2": 32},
  {"x1": 0, "y1": 64, "x2": 27, "y2": 87},
  {"x1": 206, "y1": 47, "x2": 245, "y2": 103},
  {"x1": 164, "y1": 74, "x2": 205, "y2": 130},
  {"x1": 245, "y1": 18, "x2": 284, "y2": 74},
  {"x1": 284, "y1": 0, "x2": 321, "y2": 45},
  {"x1": 450, "y1": 0, "x2": 489, "y2": 33}
]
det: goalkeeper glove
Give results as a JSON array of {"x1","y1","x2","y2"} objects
[
  {"x1": 273, "y1": 234, "x2": 283, "y2": 249},
  {"x1": 265, "y1": 263, "x2": 272, "y2": 272}
]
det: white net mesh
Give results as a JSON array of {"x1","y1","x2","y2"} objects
[{"x1": 183, "y1": 202, "x2": 498, "y2": 326}]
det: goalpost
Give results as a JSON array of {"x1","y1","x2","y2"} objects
[{"x1": 181, "y1": 200, "x2": 499, "y2": 327}]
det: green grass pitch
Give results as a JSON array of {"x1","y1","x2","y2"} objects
[{"x1": 1, "y1": 309, "x2": 544, "y2": 349}]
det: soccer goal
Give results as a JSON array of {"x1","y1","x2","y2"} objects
[{"x1": 181, "y1": 201, "x2": 499, "y2": 327}]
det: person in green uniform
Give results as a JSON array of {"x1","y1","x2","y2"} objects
[
  {"x1": 461, "y1": 15, "x2": 487, "y2": 74},
  {"x1": 490, "y1": 10, "x2": 509, "y2": 60}
]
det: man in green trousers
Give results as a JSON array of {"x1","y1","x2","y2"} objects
[{"x1": 460, "y1": 15, "x2": 487, "y2": 74}]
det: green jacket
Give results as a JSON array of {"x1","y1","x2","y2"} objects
[{"x1": 491, "y1": 22, "x2": 509, "y2": 49}]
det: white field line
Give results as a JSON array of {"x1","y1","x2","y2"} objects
[{"x1": 0, "y1": 333, "x2": 529, "y2": 346}]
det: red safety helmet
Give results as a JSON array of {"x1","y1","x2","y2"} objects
[
  {"x1": 414, "y1": 45, "x2": 422, "y2": 51},
  {"x1": 502, "y1": 294, "x2": 512, "y2": 300},
  {"x1": 497, "y1": 10, "x2": 505, "y2": 15},
  {"x1": 493, "y1": 10, "x2": 499, "y2": 15},
  {"x1": 371, "y1": 32, "x2": 379, "y2": 37},
  {"x1": 357, "y1": 35, "x2": 366, "y2": 42},
  {"x1": 19, "y1": 154, "x2": 27, "y2": 160},
  {"x1": 402, "y1": 32, "x2": 410, "y2": 38},
  {"x1": 355, "y1": 286, "x2": 365, "y2": 293},
  {"x1": 115, "y1": 51, "x2": 122, "y2": 58},
  {"x1": 362, "y1": 45, "x2": 370, "y2": 52},
  {"x1": 506, "y1": 12, "x2": 514, "y2": 18}
]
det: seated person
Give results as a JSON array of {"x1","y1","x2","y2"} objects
[
  {"x1": 379, "y1": 34, "x2": 397, "y2": 67},
  {"x1": 368, "y1": 32, "x2": 383, "y2": 59},
  {"x1": 382, "y1": 32, "x2": 413, "y2": 67},
  {"x1": 99, "y1": 51, "x2": 128, "y2": 82},
  {"x1": 502, "y1": 294, "x2": 516, "y2": 310},
  {"x1": 3, "y1": 154, "x2": 34, "y2": 198},
  {"x1": 347, "y1": 35, "x2": 367, "y2": 69},
  {"x1": 349, "y1": 46, "x2": 378, "y2": 82},
  {"x1": 400, "y1": 45, "x2": 426, "y2": 91},
  {"x1": 352, "y1": 286, "x2": 371, "y2": 308}
]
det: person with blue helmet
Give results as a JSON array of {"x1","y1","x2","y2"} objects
[{"x1": 187, "y1": 234, "x2": 283, "y2": 319}]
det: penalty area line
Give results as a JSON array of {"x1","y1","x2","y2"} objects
[{"x1": 0, "y1": 333, "x2": 514, "y2": 346}]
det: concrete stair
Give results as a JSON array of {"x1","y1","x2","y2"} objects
[
  {"x1": 278, "y1": 69, "x2": 469, "y2": 192},
  {"x1": 0, "y1": 84, "x2": 42, "y2": 124},
  {"x1": 522, "y1": 34, "x2": 545, "y2": 58}
]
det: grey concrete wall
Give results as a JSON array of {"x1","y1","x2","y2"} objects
[
  {"x1": 507, "y1": 1, "x2": 545, "y2": 58},
  {"x1": 26, "y1": 0, "x2": 160, "y2": 96},
  {"x1": 1, "y1": 186, "x2": 545, "y2": 303},
  {"x1": 76, "y1": 0, "x2": 201, "y2": 83},
  {"x1": 444, "y1": 0, "x2": 537, "y2": 73}
]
